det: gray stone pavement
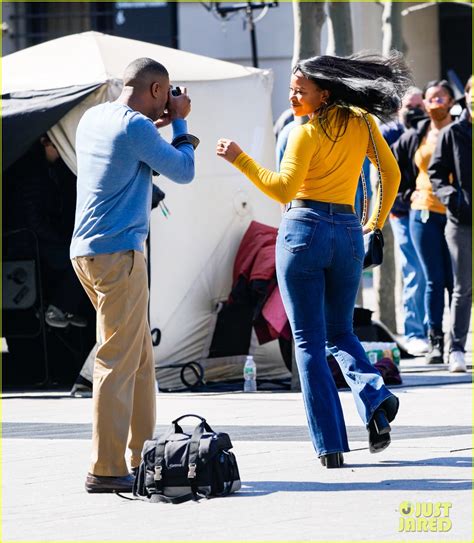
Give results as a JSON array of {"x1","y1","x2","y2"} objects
[{"x1": 1, "y1": 362, "x2": 472, "y2": 542}]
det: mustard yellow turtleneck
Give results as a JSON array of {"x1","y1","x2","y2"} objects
[{"x1": 233, "y1": 107, "x2": 401, "y2": 231}]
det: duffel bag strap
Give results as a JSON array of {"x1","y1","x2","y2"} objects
[
  {"x1": 149, "y1": 493, "x2": 196, "y2": 504},
  {"x1": 186, "y1": 422, "x2": 212, "y2": 499},
  {"x1": 152, "y1": 427, "x2": 175, "y2": 494},
  {"x1": 153, "y1": 424, "x2": 206, "y2": 500},
  {"x1": 117, "y1": 492, "x2": 197, "y2": 504},
  {"x1": 172, "y1": 414, "x2": 213, "y2": 434}
]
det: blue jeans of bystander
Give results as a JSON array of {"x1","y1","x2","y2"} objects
[
  {"x1": 409, "y1": 210, "x2": 453, "y2": 334},
  {"x1": 390, "y1": 214, "x2": 427, "y2": 339}
]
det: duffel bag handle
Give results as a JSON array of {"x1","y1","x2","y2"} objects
[{"x1": 172, "y1": 414, "x2": 213, "y2": 433}]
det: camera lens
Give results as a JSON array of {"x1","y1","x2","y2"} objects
[{"x1": 171, "y1": 87, "x2": 182, "y2": 97}]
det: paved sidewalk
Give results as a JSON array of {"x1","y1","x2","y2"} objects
[{"x1": 1, "y1": 363, "x2": 472, "y2": 542}]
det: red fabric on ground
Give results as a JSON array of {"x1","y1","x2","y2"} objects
[
  {"x1": 231, "y1": 220, "x2": 290, "y2": 344},
  {"x1": 232, "y1": 221, "x2": 277, "y2": 283}
]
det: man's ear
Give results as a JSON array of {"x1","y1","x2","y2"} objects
[
  {"x1": 150, "y1": 81, "x2": 161, "y2": 98},
  {"x1": 322, "y1": 89, "x2": 330, "y2": 103}
]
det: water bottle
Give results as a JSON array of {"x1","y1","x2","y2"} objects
[
  {"x1": 368, "y1": 351, "x2": 378, "y2": 365},
  {"x1": 243, "y1": 355, "x2": 257, "y2": 392},
  {"x1": 392, "y1": 346, "x2": 401, "y2": 366}
]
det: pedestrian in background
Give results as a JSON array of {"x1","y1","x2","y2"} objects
[
  {"x1": 392, "y1": 80, "x2": 455, "y2": 364},
  {"x1": 217, "y1": 52, "x2": 411, "y2": 467},
  {"x1": 380, "y1": 88, "x2": 429, "y2": 356},
  {"x1": 429, "y1": 76, "x2": 472, "y2": 372},
  {"x1": 71, "y1": 58, "x2": 196, "y2": 493}
]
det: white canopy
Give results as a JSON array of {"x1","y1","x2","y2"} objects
[{"x1": 2, "y1": 31, "x2": 262, "y2": 94}]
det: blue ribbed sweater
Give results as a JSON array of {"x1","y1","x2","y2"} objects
[{"x1": 71, "y1": 102, "x2": 194, "y2": 258}]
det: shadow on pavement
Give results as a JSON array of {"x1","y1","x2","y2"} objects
[
  {"x1": 348, "y1": 456, "x2": 472, "y2": 468},
  {"x1": 394, "y1": 373, "x2": 472, "y2": 388},
  {"x1": 236, "y1": 478, "x2": 472, "y2": 495},
  {"x1": 0, "y1": 395, "x2": 72, "y2": 400}
]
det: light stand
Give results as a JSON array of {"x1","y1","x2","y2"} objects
[{"x1": 200, "y1": 2, "x2": 279, "y2": 68}]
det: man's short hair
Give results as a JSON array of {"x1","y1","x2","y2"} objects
[{"x1": 123, "y1": 58, "x2": 169, "y2": 87}]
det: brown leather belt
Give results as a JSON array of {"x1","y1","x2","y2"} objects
[{"x1": 289, "y1": 199, "x2": 355, "y2": 214}]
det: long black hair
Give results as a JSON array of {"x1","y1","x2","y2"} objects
[{"x1": 294, "y1": 51, "x2": 413, "y2": 140}]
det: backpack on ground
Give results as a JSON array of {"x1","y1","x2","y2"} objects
[{"x1": 133, "y1": 414, "x2": 241, "y2": 503}]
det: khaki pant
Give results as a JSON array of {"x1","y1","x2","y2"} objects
[{"x1": 72, "y1": 250, "x2": 156, "y2": 476}]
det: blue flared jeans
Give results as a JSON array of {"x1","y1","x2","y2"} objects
[
  {"x1": 276, "y1": 206, "x2": 397, "y2": 456},
  {"x1": 409, "y1": 209, "x2": 453, "y2": 334}
]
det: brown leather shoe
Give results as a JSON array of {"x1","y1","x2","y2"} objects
[{"x1": 85, "y1": 473, "x2": 134, "y2": 494}]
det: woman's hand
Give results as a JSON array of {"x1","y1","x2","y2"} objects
[
  {"x1": 216, "y1": 138, "x2": 243, "y2": 163},
  {"x1": 410, "y1": 190, "x2": 420, "y2": 203},
  {"x1": 362, "y1": 226, "x2": 373, "y2": 235}
]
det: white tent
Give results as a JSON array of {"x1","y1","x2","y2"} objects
[{"x1": 3, "y1": 32, "x2": 290, "y2": 389}]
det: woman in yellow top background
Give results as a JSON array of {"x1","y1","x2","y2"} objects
[
  {"x1": 392, "y1": 80, "x2": 454, "y2": 364},
  {"x1": 217, "y1": 53, "x2": 410, "y2": 468}
]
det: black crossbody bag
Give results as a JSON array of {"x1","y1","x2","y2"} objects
[{"x1": 360, "y1": 115, "x2": 384, "y2": 269}]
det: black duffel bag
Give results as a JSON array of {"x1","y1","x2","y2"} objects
[{"x1": 133, "y1": 414, "x2": 241, "y2": 504}]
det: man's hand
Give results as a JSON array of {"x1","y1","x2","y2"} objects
[
  {"x1": 154, "y1": 115, "x2": 172, "y2": 129},
  {"x1": 216, "y1": 138, "x2": 243, "y2": 163},
  {"x1": 154, "y1": 87, "x2": 191, "y2": 129},
  {"x1": 167, "y1": 87, "x2": 191, "y2": 121}
]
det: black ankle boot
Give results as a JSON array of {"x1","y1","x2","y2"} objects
[
  {"x1": 426, "y1": 331, "x2": 444, "y2": 364},
  {"x1": 320, "y1": 452, "x2": 344, "y2": 468},
  {"x1": 372, "y1": 410, "x2": 391, "y2": 435},
  {"x1": 367, "y1": 396, "x2": 399, "y2": 454}
]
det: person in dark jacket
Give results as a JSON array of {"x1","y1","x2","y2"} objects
[
  {"x1": 4, "y1": 136, "x2": 88, "y2": 328},
  {"x1": 392, "y1": 80, "x2": 455, "y2": 365},
  {"x1": 428, "y1": 76, "x2": 472, "y2": 372}
]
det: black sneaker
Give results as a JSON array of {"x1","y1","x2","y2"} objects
[
  {"x1": 426, "y1": 333, "x2": 444, "y2": 364},
  {"x1": 45, "y1": 305, "x2": 68, "y2": 328},
  {"x1": 65, "y1": 313, "x2": 87, "y2": 328},
  {"x1": 70, "y1": 383, "x2": 92, "y2": 398}
]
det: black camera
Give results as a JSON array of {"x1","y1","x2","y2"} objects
[{"x1": 171, "y1": 86, "x2": 182, "y2": 97}]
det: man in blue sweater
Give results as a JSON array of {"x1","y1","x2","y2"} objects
[{"x1": 71, "y1": 58, "x2": 197, "y2": 493}]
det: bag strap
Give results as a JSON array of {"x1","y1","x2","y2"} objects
[
  {"x1": 186, "y1": 421, "x2": 212, "y2": 499},
  {"x1": 360, "y1": 114, "x2": 383, "y2": 230},
  {"x1": 153, "y1": 416, "x2": 214, "y2": 499},
  {"x1": 172, "y1": 414, "x2": 213, "y2": 434},
  {"x1": 117, "y1": 491, "x2": 198, "y2": 504},
  {"x1": 149, "y1": 492, "x2": 198, "y2": 504},
  {"x1": 152, "y1": 431, "x2": 204, "y2": 501},
  {"x1": 152, "y1": 425, "x2": 176, "y2": 494}
]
